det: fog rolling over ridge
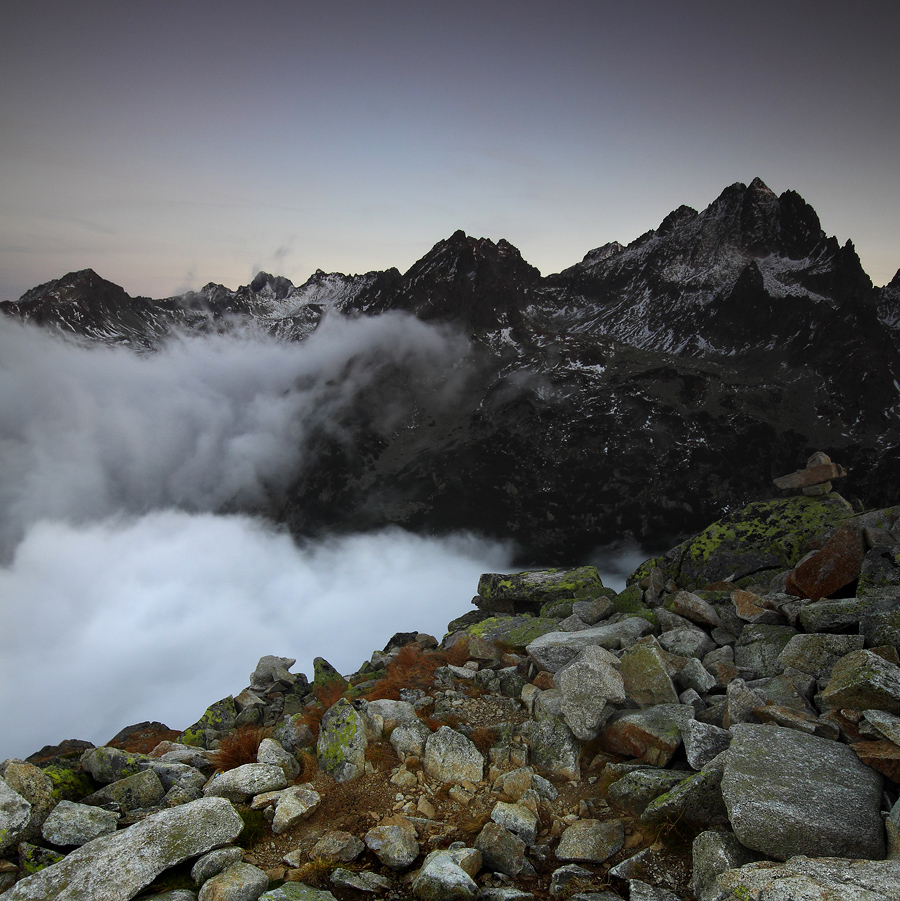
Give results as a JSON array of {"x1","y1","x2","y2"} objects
[{"x1": 0, "y1": 315, "x2": 522, "y2": 761}]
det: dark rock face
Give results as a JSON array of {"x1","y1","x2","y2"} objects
[{"x1": 3, "y1": 180, "x2": 898, "y2": 562}]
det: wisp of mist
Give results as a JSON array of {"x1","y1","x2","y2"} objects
[{"x1": 0, "y1": 315, "x2": 632, "y2": 761}]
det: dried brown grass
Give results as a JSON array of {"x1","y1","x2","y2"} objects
[
  {"x1": 470, "y1": 726, "x2": 498, "y2": 754},
  {"x1": 296, "y1": 748, "x2": 318, "y2": 782},
  {"x1": 364, "y1": 740, "x2": 398, "y2": 770},
  {"x1": 456, "y1": 812, "x2": 488, "y2": 842},
  {"x1": 207, "y1": 726, "x2": 271, "y2": 773},
  {"x1": 288, "y1": 858, "x2": 337, "y2": 887},
  {"x1": 363, "y1": 639, "x2": 471, "y2": 702}
]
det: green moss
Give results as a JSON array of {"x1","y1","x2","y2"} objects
[
  {"x1": 540, "y1": 599, "x2": 574, "y2": 619},
  {"x1": 180, "y1": 696, "x2": 237, "y2": 747},
  {"x1": 477, "y1": 567, "x2": 604, "y2": 602},
  {"x1": 611, "y1": 583, "x2": 645, "y2": 615},
  {"x1": 237, "y1": 807, "x2": 268, "y2": 848},
  {"x1": 43, "y1": 764, "x2": 94, "y2": 802},
  {"x1": 464, "y1": 615, "x2": 558, "y2": 647},
  {"x1": 19, "y1": 843, "x2": 64, "y2": 875},
  {"x1": 316, "y1": 699, "x2": 364, "y2": 779},
  {"x1": 687, "y1": 495, "x2": 853, "y2": 569}
]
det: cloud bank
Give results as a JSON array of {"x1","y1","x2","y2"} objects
[
  {"x1": 0, "y1": 512, "x2": 511, "y2": 760},
  {"x1": 0, "y1": 313, "x2": 471, "y2": 557},
  {"x1": 0, "y1": 314, "x2": 635, "y2": 761}
]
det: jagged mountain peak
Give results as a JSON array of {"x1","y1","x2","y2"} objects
[
  {"x1": 248, "y1": 271, "x2": 295, "y2": 299},
  {"x1": 657, "y1": 205, "x2": 699, "y2": 236}
]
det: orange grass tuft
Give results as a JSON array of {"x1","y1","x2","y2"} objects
[
  {"x1": 208, "y1": 726, "x2": 271, "y2": 772},
  {"x1": 364, "y1": 639, "x2": 473, "y2": 702},
  {"x1": 470, "y1": 726, "x2": 498, "y2": 754},
  {"x1": 365, "y1": 740, "x2": 398, "y2": 770},
  {"x1": 313, "y1": 681, "x2": 347, "y2": 708},
  {"x1": 296, "y1": 748, "x2": 318, "y2": 782}
]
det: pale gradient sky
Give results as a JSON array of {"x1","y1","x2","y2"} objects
[{"x1": 1, "y1": 0, "x2": 897, "y2": 302}]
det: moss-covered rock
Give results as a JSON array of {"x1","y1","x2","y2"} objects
[
  {"x1": 18, "y1": 842, "x2": 65, "y2": 876},
  {"x1": 540, "y1": 599, "x2": 575, "y2": 619},
  {"x1": 610, "y1": 583, "x2": 645, "y2": 615},
  {"x1": 312, "y1": 657, "x2": 350, "y2": 697},
  {"x1": 858, "y1": 547, "x2": 900, "y2": 596},
  {"x1": 316, "y1": 698, "x2": 367, "y2": 783},
  {"x1": 478, "y1": 566, "x2": 606, "y2": 603},
  {"x1": 461, "y1": 614, "x2": 559, "y2": 648},
  {"x1": 42, "y1": 764, "x2": 95, "y2": 802},
  {"x1": 632, "y1": 494, "x2": 855, "y2": 591},
  {"x1": 179, "y1": 696, "x2": 237, "y2": 748}
]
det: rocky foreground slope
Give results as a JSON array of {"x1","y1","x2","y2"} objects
[{"x1": 2, "y1": 458, "x2": 900, "y2": 900}]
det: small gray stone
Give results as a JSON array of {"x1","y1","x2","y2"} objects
[
  {"x1": 80, "y1": 746, "x2": 150, "y2": 784},
  {"x1": 549, "y1": 864, "x2": 594, "y2": 895},
  {"x1": 556, "y1": 819, "x2": 624, "y2": 863},
  {"x1": 83, "y1": 767, "x2": 166, "y2": 811},
  {"x1": 411, "y1": 847, "x2": 480, "y2": 900},
  {"x1": 272, "y1": 784, "x2": 321, "y2": 834},
  {"x1": 677, "y1": 658, "x2": 717, "y2": 695},
  {"x1": 657, "y1": 628, "x2": 716, "y2": 660},
  {"x1": 572, "y1": 598, "x2": 614, "y2": 625},
  {"x1": 0, "y1": 778, "x2": 32, "y2": 855},
  {"x1": 641, "y1": 752, "x2": 729, "y2": 831},
  {"x1": 608, "y1": 769, "x2": 688, "y2": 818},
  {"x1": 197, "y1": 862, "x2": 268, "y2": 901},
  {"x1": 777, "y1": 632, "x2": 865, "y2": 679},
  {"x1": 526, "y1": 618, "x2": 653, "y2": 672},
  {"x1": 820, "y1": 649, "x2": 900, "y2": 714},
  {"x1": 475, "y1": 821, "x2": 527, "y2": 877},
  {"x1": 1, "y1": 762, "x2": 55, "y2": 844},
  {"x1": 617, "y1": 637, "x2": 680, "y2": 708},
  {"x1": 364, "y1": 823, "x2": 419, "y2": 869},
  {"x1": 863, "y1": 709, "x2": 900, "y2": 745},
  {"x1": 681, "y1": 720, "x2": 731, "y2": 771},
  {"x1": 257, "y1": 739, "x2": 300, "y2": 782},
  {"x1": 424, "y1": 727, "x2": 483, "y2": 784},
  {"x1": 41, "y1": 800, "x2": 119, "y2": 846},
  {"x1": 599, "y1": 705, "x2": 691, "y2": 767},
  {"x1": 798, "y1": 593, "x2": 897, "y2": 633},
  {"x1": 192, "y1": 845, "x2": 244, "y2": 885},
  {"x1": 330, "y1": 868, "x2": 390, "y2": 893},
  {"x1": 555, "y1": 649, "x2": 624, "y2": 740},
  {"x1": 317, "y1": 698, "x2": 368, "y2": 783},
  {"x1": 388, "y1": 720, "x2": 432, "y2": 762},
  {"x1": 203, "y1": 763, "x2": 287, "y2": 802},
  {"x1": 670, "y1": 591, "x2": 723, "y2": 629},
  {"x1": 310, "y1": 830, "x2": 365, "y2": 862},
  {"x1": 520, "y1": 719, "x2": 581, "y2": 780},
  {"x1": 733, "y1": 624, "x2": 797, "y2": 678},
  {"x1": 491, "y1": 801, "x2": 538, "y2": 846},
  {"x1": 691, "y1": 830, "x2": 759, "y2": 901}
]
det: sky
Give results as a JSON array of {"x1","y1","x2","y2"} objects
[{"x1": 1, "y1": 0, "x2": 898, "y2": 303}]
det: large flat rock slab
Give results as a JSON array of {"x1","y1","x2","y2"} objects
[
  {"x1": 0, "y1": 796, "x2": 243, "y2": 900},
  {"x1": 526, "y1": 618, "x2": 653, "y2": 672},
  {"x1": 721, "y1": 723, "x2": 884, "y2": 860},
  {"x1": 716, "y1": 856, "x2": 900, "y2": 900}
]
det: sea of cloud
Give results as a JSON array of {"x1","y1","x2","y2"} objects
[{"x1": 0, "y1": 314, "x2": 633, "y2": 761}]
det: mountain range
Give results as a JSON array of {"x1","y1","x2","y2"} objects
[{"x1": 4, "y1": 178, "x2": 899, "y2": 563}]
